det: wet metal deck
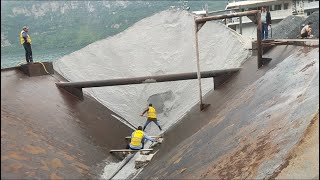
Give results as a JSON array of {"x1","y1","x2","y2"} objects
[
  {"x1": 1, "y1": 69, "x2": 131, "y2": 179},
  {"x1": 137, "y1": 45, "x2": 319, "y2": 179}
]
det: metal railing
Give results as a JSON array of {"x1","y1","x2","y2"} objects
[{"x1": 227, "y1": 10, "x2": 292, "y2": 25}]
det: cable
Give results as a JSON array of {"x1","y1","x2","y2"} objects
[
  {"x1": 34, "y1": 61, "x2": 61, "y2": 82},
  {"x1": 17, "y1": 60, "x2": 61, "y2": 82},
  {"x1": 34, "y1": 61, "x2": 49, "y2": 74}
]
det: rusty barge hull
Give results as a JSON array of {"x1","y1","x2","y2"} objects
[
  {"x1": 137, "y1": 45, "x2": 319, "y2": 179},
  {"x1": 1, "y1": 69, "x2": 131, "y2": 179}
]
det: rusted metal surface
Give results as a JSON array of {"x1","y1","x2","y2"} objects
[
  {"x1": 213, "y1": 70, "x2": 239, "y2": 89},
  {"x1": 263, "y1": 39, "x2": 319, "y2": 47},
  {"x1": 258, "y1": 39, "x2": 319, "y2": 56},
  {"x1": 1, "y1": 69, "x2": 132, "y2": 179},
  {"x1": 253, "y1": 41, "x2": 274, "y2": 55},
  {"x1": 62, "y1": 86, "x2": 84, "y2": 100},
  {"x1": 137, "y1": 46, "x2": 319, "y2": 179}
]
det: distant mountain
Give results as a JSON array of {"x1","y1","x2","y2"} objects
[{"x1": 1, "y1": 1, "x2": 227, "y2": 66}]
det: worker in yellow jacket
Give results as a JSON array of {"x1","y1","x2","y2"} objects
[
  {"x1": 141, "y1": 103, "x2": 162, "y2": 131},
  {"x1": 127, "y1": 126, "x2": 157, "y2": 150},
  {"x1": 20, "y1": 26, "x2": 33, "y2": 63}
]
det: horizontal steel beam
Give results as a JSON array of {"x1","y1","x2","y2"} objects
[
  {"x1": 263, "y1": 39, "x2": 319, "y2": 47},
  {"x1": 195, "y1": 10, "x2": 260, "y2": 24},
  {"x1": 56, "y1": 68, "x2": 241, "y2": 89}
]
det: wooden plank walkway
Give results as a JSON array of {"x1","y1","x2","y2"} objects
[
  {"x1": 262, "y1": 39, "x2": 319, "y2": 47},
  {"x1": 110, "y1": 149, "x2": 153, "y2": 153},
  {"x1": 125, "y1": 136, "x2": 161, "y2": 139}
]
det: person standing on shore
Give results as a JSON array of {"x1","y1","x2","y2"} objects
[
  {"x1": 261, "y1": 6, "x2": 272, "y2": 40},
  {"x1": 20, "y1": 26, "x2": 33, "y2": 63}
]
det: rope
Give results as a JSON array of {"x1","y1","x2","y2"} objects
[
  {"x1": 34, "y1": 61, "x2": 50, "y2": 74},
  {"x1": 16, "y1": 60, "x2": 61, "y2": 82},
  {"x1": 34, "y1": 61, "x2": 61, "y2": 82}
]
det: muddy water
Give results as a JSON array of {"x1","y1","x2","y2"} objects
[{"x1": 1, "y1": 69, "x2": 131, "y2": 179}]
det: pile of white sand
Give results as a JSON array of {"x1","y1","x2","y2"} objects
[
  {"x1": 55, "y1": 9, "x2": 250, "y2": 135},
  {"x1": 54, "y1": 9, "x2": 251, "y2": 178}
]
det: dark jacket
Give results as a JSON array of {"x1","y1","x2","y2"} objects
[{"x1": 266, "y1": 11, "x2": 271, "y2": 25}]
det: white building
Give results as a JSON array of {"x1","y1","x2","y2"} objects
[{"x1": 225, "y1": 0, "x2": 319, "y2": 39}]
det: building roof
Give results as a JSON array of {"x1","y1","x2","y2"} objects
[
  {"x1": 191, "y1": 10, "x2": 207, "y2": 15},
  {"x1": 226, "y1": 0, "x2": 280, "y2": 10}
]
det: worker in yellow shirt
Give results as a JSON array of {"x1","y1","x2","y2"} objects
[
  {"x1": 127, "y1": 126, "x2": 157, "y2": 150},
  {"x1": 20, "y1": 26, "x2": 33, "y2": 63},
  {"x1": 140, "y1": 103, "x2": 162, "y2": 131}
]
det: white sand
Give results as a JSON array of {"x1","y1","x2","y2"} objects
[{"x1": 54, "y1": 9, "x2": 251, "y2": 179}]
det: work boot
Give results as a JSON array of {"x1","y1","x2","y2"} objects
[{"x1": 159, "y1": 126, "x2": 162, "y2": 131}]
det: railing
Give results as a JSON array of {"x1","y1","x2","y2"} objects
[{"x1": 227, "y1": 10, "x2": 292, "y2": 25}]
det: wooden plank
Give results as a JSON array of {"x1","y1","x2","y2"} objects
[
  {"x1": 262, "y1": 40, "x2": 318, "y2": 47},
  {"x1": 125, "y1": 136, "x2": 161, "y2": 139},
  {"x1": 110, "y1": 149, "x2": 153, "y2": 153},
  {"x1": 195, "y1": 10, "x2": 260, "y2": 24},
  {"x1": 271, "y1": 39, "x2": 319, "y2": 42}
]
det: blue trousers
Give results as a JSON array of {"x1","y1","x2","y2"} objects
[
  {"x1": 143, "y1": 118, "x2": 162, "y2": 131},
  {"x1": 261, "y1": 23, "x2": 268, "y2": 40},
  {"x1": 127, "y1": 138, "x2": 145, "y2": 150}
]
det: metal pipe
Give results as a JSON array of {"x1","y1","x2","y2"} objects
[
  {"x1": 56, "y1": 68, "x2": 241, "y2": 88},
  {"x1": 195, "y1": 10, "x2": 260, "y2": 24},
  {"x1": 194, "y1": 18, "x2": 204, "y2": 110},
  {"x1": 239, "y1": 16, "x2": 243, "y2": 34},
  {"x1": 256, "y1": 12, "x2": 262, "y2": 68},
  {"x1": 239, "y1": 5, "x2": 243, "y2": 35}
]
